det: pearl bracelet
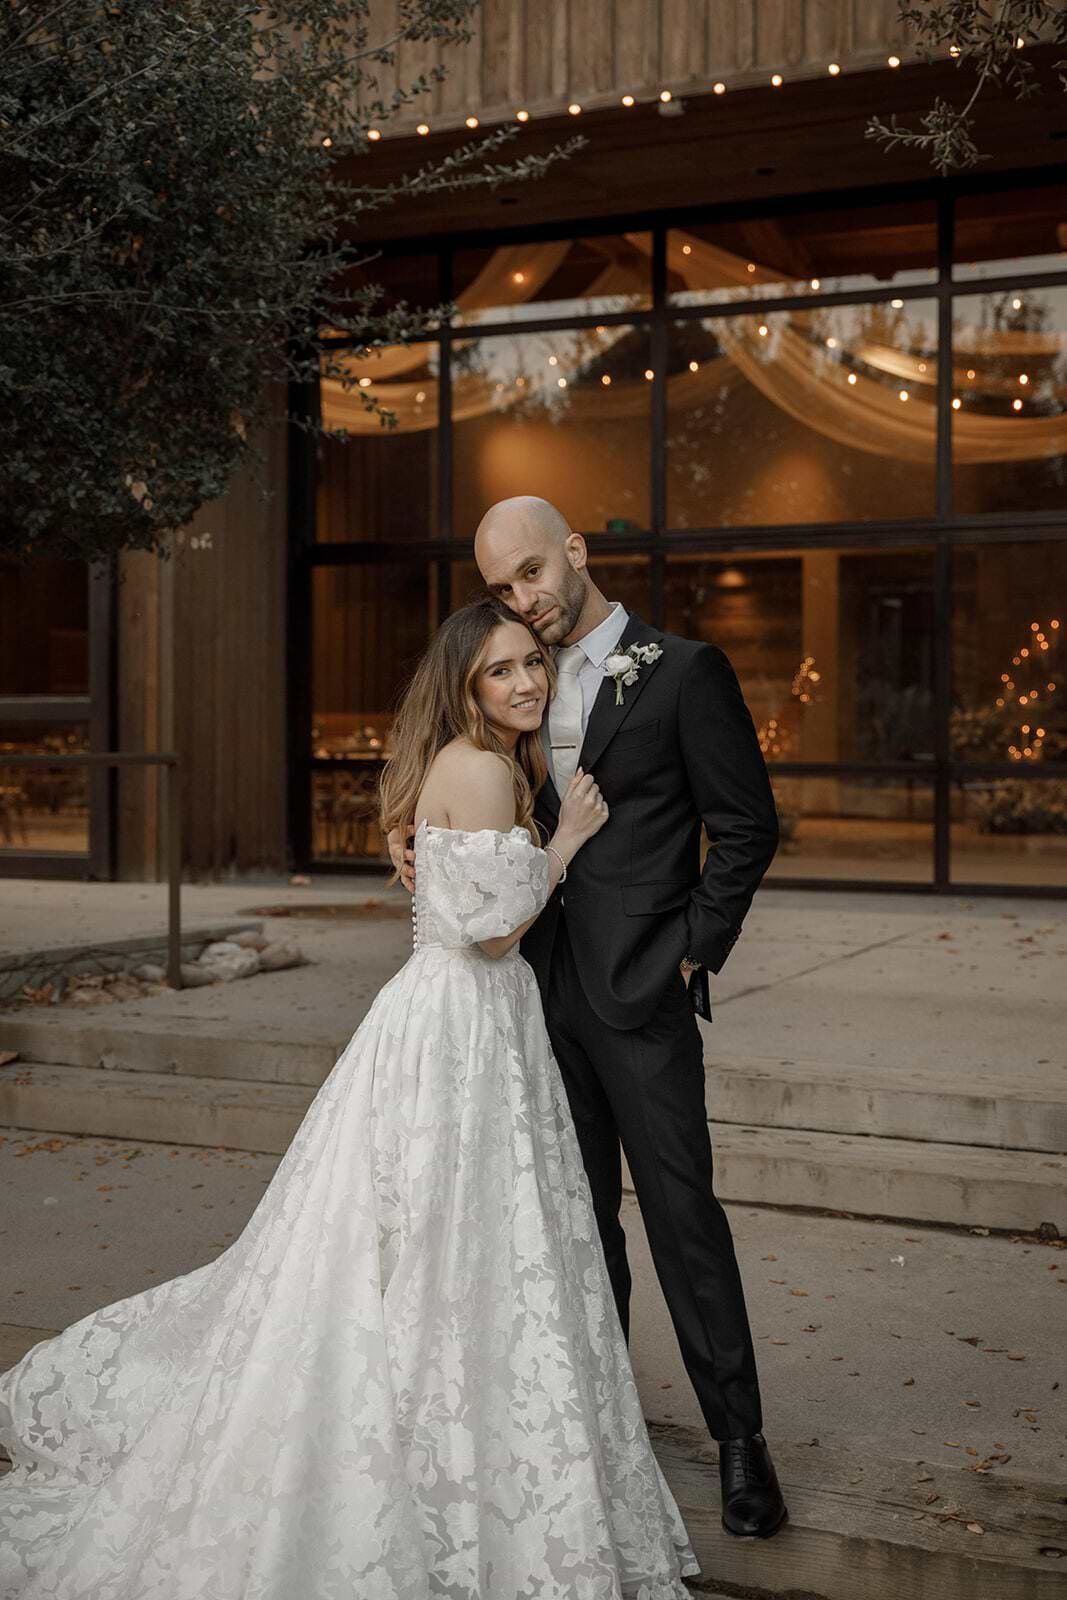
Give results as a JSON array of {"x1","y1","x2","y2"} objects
[{"x1": 545, "y1": 844, "x2": 568, "y2": 883}]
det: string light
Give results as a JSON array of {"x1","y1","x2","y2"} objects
[
  {"x1": 465, "y1": 115, "x2": 479, "y2": 129},
  {"x1": 415, "y1": 390, "x2": 426, "y2": 403},
  {"x1": 898, "y1": 389, "x2": 909, "y2": 401},
  {"x1": 758, "y1": 324, "x2": 769, "y2": 337},
  {"x1": 367, "y1": 128, "x2": 381, "y2": 142},
  {"x1": 682, "y1": 244, "x2": 692, "y2": 255},
  {"x1": 511, "y1": 271, "x2": 525, "y2": 285},
  {"x1": 713, "y1": 81, "x2": 726, "y2": 95},
  {"x1": 825, "y1": 336, "x2": 837, "y2": 349},
  {"x1": 747, "y1": 262, "x2": 757, "y2": 273},
  {"x1": 601, "y1": 374, "x2": 612, "y2": 385},
  {"x1": 659, "y1": 90, "x2": 672, "y2": 103},
  {"x1": 948, "y1": 44, "x2": 961, "y2": 58},
  {"x1": 547, "y1": 354, "x2": 558, "y2": 365},
  {"x1": 644, "y1": 368, "x2": 654, "y2": 380},
  {"x1": 358, "y1": 377, "x2": 372, "y2": 388},
  {"x1": 1013, "y1": 397, "x2": 1024, "y2": 411},
  {"x1": 952, "y1": 397, "x2": 961, "y2": 409},
  {"x1": 827, "y1": 62, "x2": 841, "y2": 75},
  {"x1": 891, "y1": 298, "x2": 903, "y2": 308},
  {"x1": 1012, "y1": 296, "x2": 1023, "y2": 310},
  {"x1": 321, "y1": 136, "x2": 333, "y2": 148},
  {"x1": 887, "y1": 54, "x2": 901, "y2": 68},
  {"x1": 1019, "y1": 373, "x2": 1029, "y2": 385},
  {"x1": 847, "y1": 372, "x2": 858, "y2": 384},
  {"x1": 966, "y1": 368, "x2": 976, "y2": 380},
  {"x1": 810, "y1": 277, "x2": 821, "y2": 289},
  {"x1": 771, "y1": 73, "x2": 783, "y2": 87},
  {"x1": 621, "y1": 94, "x2": 635, "y2": 107},
  {"x1": 688, "y1": 360, "x2": 699, "y2": 372},
  {"x1": 416, "y1": 122, "x2": 430, "y2": 136},
  {"x1": 568, "y1": 102, "x2": 582, "y2": 115},
  {"x1": 1016, "y1": 35, "x2": 1025, "y2": 48},
  {"x1": 557, "y1": 377, "x2": 567, "y2": 388}
]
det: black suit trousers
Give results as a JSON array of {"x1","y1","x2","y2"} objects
[{"x1": 545, "y1": 914, "x2": 762, "y2": 1442}]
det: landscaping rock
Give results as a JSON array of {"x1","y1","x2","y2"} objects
[
  {"x1": 201, "y1": 950, "x2": 261, "y2": 983},
  {"x1": 201, "y1": 941, "x2": 245, "y2": 961},
  {"x1": 231, "y1": 930, "x2": 268, "y2": 951},
  {"x1": 179, "y1": 962, "x2": 219, "y2": 988},
  {"x1": 258, "y1": 942, "x2": 304, "y2": 972},
  {"x1": 132, "y1": 963, "x2": 165, "y2": 982}
]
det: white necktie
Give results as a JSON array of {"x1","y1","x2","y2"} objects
[{"x1": 549, "y1": 645, "x2": 585, "y2": 795}]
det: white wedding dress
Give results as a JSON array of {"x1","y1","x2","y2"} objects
[{"x1": 0, "y1": 823, "x2": 699, "y2": 1599}]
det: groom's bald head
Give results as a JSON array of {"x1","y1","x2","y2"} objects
[{"x1": 474, "y1": 496, "x2": 589, "y2": 647}]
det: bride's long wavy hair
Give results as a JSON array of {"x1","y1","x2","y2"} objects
[{"x1": 379, "y1": 597, "x2": 554, "y2": 849}]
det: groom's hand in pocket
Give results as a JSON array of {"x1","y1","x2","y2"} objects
[{"x1": 387, "y1": 827, "x2": 417, "y2": 893}]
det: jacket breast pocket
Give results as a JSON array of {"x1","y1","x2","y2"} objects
[
  {"x1": 609, "y1": 717, "x2": 660, "y2": 752},
  {"x1": 622, "y1": 879, "x2": 692, "y2": 916}
]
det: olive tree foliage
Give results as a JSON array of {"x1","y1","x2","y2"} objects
[
  {"x1": 867, "y1": 2, "x2": 1067, "y2": 171},
  {"x1": 0, "y1": 1, "x2": 574, "y2": 561}
]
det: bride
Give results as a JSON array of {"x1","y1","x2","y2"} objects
[{"x1": 0, "y1": 596, "x2": 699, "y2": 1599}]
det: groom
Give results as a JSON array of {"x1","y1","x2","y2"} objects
[{"x1": 472, "y1": 496, "x2": 787, "y2": 1540}]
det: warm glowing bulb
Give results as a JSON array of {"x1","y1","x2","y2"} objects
[
  {"x1": 1012, "y1": 297, "x2": 1023, "y2": 310},
  {"x1": 358, "y1": 377, "x2": 372, "y2": 388},
  {"x1": 1031, "y1": 622, "x2": 1040, "y2": 632},
  {"x1": 367, "y1": 128, "x2": 381, "y2": 142},
  {"x1": 689, "y1": 360, "x2": 699, "y2": 372},
  {"x1": 415, "y1": 390, "x2": 426, "y2": 403},
  {"x1": 1016, "y1": 35, "x2": 1025, "y2": 48},
  {"x1": 758, "y1": 324, "x2": 769, "y2": 337},
  {"x1": 568, "y1": 102, "x2": 582, "y2": 115},
  {"x1": 826, "y1": 336, "x2": 837, "y2": 349},
  {"x1": 416, "y1": 122, "x2": 430, "y2": 135},
  {"x1": 713, "y1": 81, "x2": 726, "y2": 95},
  {"x1": 621, "y1": 94, "x2": 635, "y2": 107},
  {"x1": 1013, "y1": 397, "x2": 1024, "y2": 411},
  {"x1": 948, "y1": 44, "x2": 961, "y2": 58},
  {"x1": 548, "y1": 354, "x2": 558, "y2": 365},
  {"x1": 512, "y1": 271, "x2": 525, "y2": 285},
  {"x1": 891, "y1": 298, "x2": 903, "y2": 309},
  {"x1": 810, "y1": 277, "x2": 821, "y2": 290},
  {"x1": 1019, "y1": 373, "x2": 1029, "y2": 385},
  {"x1": 952, "y1": 397, "x2": 961, "y2": 409},
  {"x1": 465, "y1": 115, "x2": 479, "y2": 129},
  {"x1": 771, "y1": 73, "x2": 783, "y2": 87},
  {"x1": 747, "y1": 262, "x2": 756, "y2": 273},
  {"x1": 557, "y1": 377, "x2": 567, "y2": 388},
  {"x1": 847, "y1": 372, "x2": 858, "y2": 385},
  {"x1": 601, "y1": 374, "x2": 612, "y2": 385},
  {"x1": 828, "y1": 62, "x2": 841, "y2": 75},
  {"x1": 644, "y1": 368, "x2": 654, "y2": 380},
  {"x1": 516, "y1": 109, "x2": 530, "y2": 122},
  {"x1": 682, "y1": 243, "x2": 692, "y2": 255},
  {"x1": 887, "y1": 54, "x2": 901, "y2": 68},
  {"x1": 899, "y1": 389, "x2": 909, "y2": 401},
  {"x1": 966, "y1": 369, "x2": 976, "y2": 380},
  {"x1": 660, "y1": 89, "x2": 672, "y2": 103}
]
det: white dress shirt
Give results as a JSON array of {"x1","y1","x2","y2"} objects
[{"x1": 542, "y1": 602, "x2": 629, "y2": 789}]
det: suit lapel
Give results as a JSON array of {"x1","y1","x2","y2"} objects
[
  {"x1": 538, "y1": 718, "x2": 561, "y2": 821},
  {"x1": 578, "y1": 613, "x2": 665, "y2": 773}
]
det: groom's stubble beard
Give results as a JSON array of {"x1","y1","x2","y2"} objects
[{"x1": 530, "y1": 564, "x2": 587, "y2": 647}]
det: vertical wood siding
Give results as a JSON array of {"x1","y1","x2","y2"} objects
[{"x1": 369, "y1": 0, "x2": 914, "y2": 132}]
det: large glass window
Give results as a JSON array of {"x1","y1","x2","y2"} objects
[
  {"x1": 665, "y1": 549, "x2": 936, "y2": 765},
  {"x1": 952, "y1": 284, "x2": 1067, "y2": 517},
  {"x1": 452, "y1": 327, "x2": 651, "y2": 538},
  {"x1": 0, "y1": 559, "x2": 89, "y2": 696},
  {"x1": 0, "y1": 723, "x2": 89, "y2": 854},
  {"x1": 453, "y1": 234, "x2": 652, "y2": 325},
  {"x1": 666, "y1": 303, "x2": 938, "y2": 527},
  {"x1": 295, "y1": 185, "x2": 1067, "y2": 894},
  {"x1": 667, "y1": 201, "x2": 937, "y2": 306}
]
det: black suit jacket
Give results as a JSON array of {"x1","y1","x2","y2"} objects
[{"x1": 521, "y1": 613, "x2": 779, "y2": 1031}]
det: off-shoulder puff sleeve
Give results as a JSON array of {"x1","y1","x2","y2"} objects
[{"x1": 420, "y1": 826, "x2": 550, "y2": 946}]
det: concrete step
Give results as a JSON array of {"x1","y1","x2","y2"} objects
[
  {"x1": 708, "y1": 1054, "x2": 1067, "y2": 1156},
  {"x1": 706, "y1": 1123, "x2": 1066, "y2": 1235},
  {"x1": 0, "y1": 1013, "x2": 338, "y2": 1087},
  {"x1": 653, "y1": 1423, "x2": 1067, "y2": 1600},
  {"x1": 0, "y1": 1061, "x2": 314, "y2": 1155},
  {"x1": 2, "y1": 1060, "x2": 1064, "y2": 1233}
]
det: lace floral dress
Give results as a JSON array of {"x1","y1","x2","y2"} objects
[{"x1": 0, "y1": 824, "x2": 699, "y2": 1600}]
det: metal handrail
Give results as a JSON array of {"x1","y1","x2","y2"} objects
[{"x1": 0, "y1": 752, "x2": 183, "y2": 989}]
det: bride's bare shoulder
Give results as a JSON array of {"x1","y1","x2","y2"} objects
[{"x1": 423, "y1": 741, "x2": 515, "y2": 830}]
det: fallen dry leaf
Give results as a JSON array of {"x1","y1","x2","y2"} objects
[{"x1": 966, "y1": 1523, "x2": 984, "y2": 1535}]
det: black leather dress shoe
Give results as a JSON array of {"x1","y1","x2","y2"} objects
[{"x1": 719, "y1": 1433, "x2": 788, "y2": 1538}]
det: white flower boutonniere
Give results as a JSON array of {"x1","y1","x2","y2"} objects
[{"x1": 603, "y1": 642, "x2": 663, "y2": 705}]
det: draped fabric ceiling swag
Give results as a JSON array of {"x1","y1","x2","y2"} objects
[{"x1": 321, "y1": 232, "x2": 1066, "y2": 465}]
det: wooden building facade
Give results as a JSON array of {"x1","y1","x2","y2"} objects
[{"x1": 3, "y1": 1, "x2": 1067, "y2": 893}]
